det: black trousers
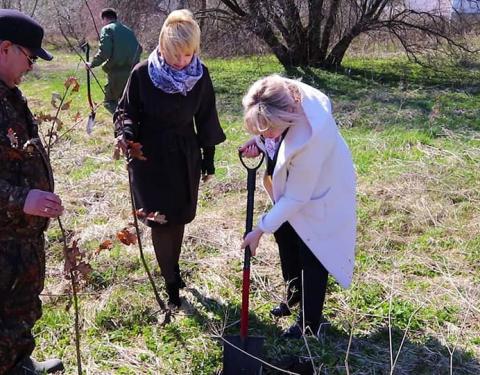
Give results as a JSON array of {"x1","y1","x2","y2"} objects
[
  {"x1": 274, "y1": 222, "x2": 328, "y2": 328},
  {"x1": 151, "y1": 224, "x2": 185, "y2": 284}
]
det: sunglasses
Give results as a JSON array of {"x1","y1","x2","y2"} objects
[{"x1": 15, "y1": 45, "x2": 37, "y2": 66}]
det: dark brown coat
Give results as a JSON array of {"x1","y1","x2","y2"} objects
[{"x1": 114, "y1": 61, "x2": 225, "y2": 225}]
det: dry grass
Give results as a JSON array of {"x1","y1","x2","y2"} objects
[{"x1": 15, "y1": 52, "x2": 480, "y2": 374}]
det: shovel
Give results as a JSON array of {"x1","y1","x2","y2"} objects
[
  {"x1": 222, "y1": 150, "x2": 265, "y2": 375},
  {"x1": 80, "y1": 42, "x2": 96, "y2": 134}
]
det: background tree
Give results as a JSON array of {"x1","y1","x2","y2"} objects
[{"x1": 210, "y1": 0, "x2": 476, "y2": 69}]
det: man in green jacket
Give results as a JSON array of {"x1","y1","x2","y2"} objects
[{"x1": 86, "y1": 8, "x2": 142, "y2": 113}]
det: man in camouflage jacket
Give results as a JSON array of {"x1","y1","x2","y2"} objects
[{"x1": 0, "y1": 10, "x2": 64, "y2": 375}]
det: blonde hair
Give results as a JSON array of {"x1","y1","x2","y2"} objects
[
  {"x1": 159, "y1": 9, "x2": 201, "y2": 60},
  {"x1": 242, "y1": 75, "x2": 303, "y2": 135}
]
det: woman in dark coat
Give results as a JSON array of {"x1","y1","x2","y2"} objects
[{"x1": 114, "y1": 9, "x2": 225, "y2": 308}]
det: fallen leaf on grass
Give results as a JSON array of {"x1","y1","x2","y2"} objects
[
  {"x1": 95, "y1": 239, "x2": 114, "y2": 254},
  {"x1": 117, "y1": 226, "x2": 137, "y2": 245},
  {"x1": 72, "y1": 111, "x2": 82, "y2": 122}
]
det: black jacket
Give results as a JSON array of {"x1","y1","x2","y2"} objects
[{"x1": 114, "y1": 61, "x2": 225, "y2": 225}]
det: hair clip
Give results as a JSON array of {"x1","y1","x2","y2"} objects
[{"x1": 258, "y1": 103, "x2": 266, "y2": 114}]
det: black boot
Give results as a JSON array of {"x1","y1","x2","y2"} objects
[
  {"x1": 270, "y1": 302, "x2": 292, "y2": 317},
  {"x1": 175, "y1": 264, "x2": 186, "y2": 289},
  {"x1": 166, "y1": 281, "x2": 181, "y2": 308},
  {"x1": 281, "y1": 322, "x2": 304, "y2": 339},
  {"x1": 281, "y1": 316, "x2": 329, "y2": 339},
  {"x1": 271, "y1": 289, "x2": 301, "y2": 317},
  {"x1": 20, "y1": 357, "x2": 64, "y2": 374}
]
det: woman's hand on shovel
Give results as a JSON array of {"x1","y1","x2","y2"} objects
[
  {"x1": 241, "y1": 227, "x2": 264, "y2": 256},
  {"x1": 238, "y1": 138, "x2": 260, "y2": 158}
]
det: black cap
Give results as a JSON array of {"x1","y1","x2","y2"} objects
[{"x1": 0, "y1": 9, "x2": 53, "y2": 61}]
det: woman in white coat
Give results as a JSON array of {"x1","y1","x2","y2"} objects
[{"x1": 239, "y1": 75, "x2": 356, "y2": 339}]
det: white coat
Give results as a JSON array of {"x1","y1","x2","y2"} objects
[{"x1": 256, "y1": 79, "x2": 356, "y2": 288}]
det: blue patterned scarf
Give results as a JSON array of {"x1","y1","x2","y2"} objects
[{"x1": 147, "y1": 49, "x2": 203, "y2": 95}]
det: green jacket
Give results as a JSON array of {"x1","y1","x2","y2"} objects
[{"x1": 91, "y1": 21, "x2": 142, "y2": 72}]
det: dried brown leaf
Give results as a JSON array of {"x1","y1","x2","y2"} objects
[
  {"x1": 64, "y1": 76, "x2": 80, "y2": 92},
  {"x1": 60, "y1": 100, "x2": 72, "y2": 111},
  {"x1": 117, "y1": 226, "x2": 137, "y2": 246},
  {"x1": 95, "y1": 239, "x2": 113, "y2": 255},
  {"x1": 127, "y1": 141, "x2": 147, "y2": 161}
]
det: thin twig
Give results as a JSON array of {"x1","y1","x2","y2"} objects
[
  {"x1": 300, "y1": 270, "x2": 317, "y2": 374},
  {"x1": 47, "y1": 86, "x2": 71, "y2": 158},
  {"x1": 30, "y1": 0, "x2": 39, "y2": 17},
  {"x1": 83, "y1": 0, "x2": 100, "y2": 40},
  {"x1": 388, "y1": 275, "x2": 395, "y2": 373},
  {"x1": 58, "y1": 218, "x2": 82, "y2": 375},
  {"x1": 127, "y1": 160, "x2": 169, "y2": 319},
  {"x1": 345, "y1": 323, "x2": 354, "y2": 375},
  {"x1": 57, "y1": 22, "x2": 105, "y2": 95},
  {"x1": 54, "y1": 102, "x2": 103, "y2": 144}
]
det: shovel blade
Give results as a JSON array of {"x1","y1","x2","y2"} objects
[
  {"x1": 223, "y1": 335, "x2": 264, "y2": 375},
  {"x1": 86, "y1": 113, "x2": 95, "y2": 135}
]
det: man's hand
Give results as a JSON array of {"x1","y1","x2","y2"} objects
[
  {"x1": 85, "y1": 62, "x2": 92, "y2": 71},
  {"x1": 23, "y1": 189, "x2": 64, "y2": 218},
  {"x1": 240, "y1": 227, "x2": 264, "y2": 256}
]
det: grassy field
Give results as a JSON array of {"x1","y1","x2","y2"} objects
[{"x1": 18, "y1": 48, "x2": 480, "y2": 374}]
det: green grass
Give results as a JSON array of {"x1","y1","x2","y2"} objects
[{"x1": 18, "y1": 50, "x2": 480, "y2": 374}]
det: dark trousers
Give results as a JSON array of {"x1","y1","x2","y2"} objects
[
  {"x1": 274, "y1": 222, "x2": 328, "y2": 328},
  {"x1": 151, "y1": 224, "x2": 185, "y2": 284},
  {"x1": 0, "y1": 237, "x2": 45, "y2": 375},
  {"x1": 104, "y1": 70, "x2": 131, "y2": 114}
]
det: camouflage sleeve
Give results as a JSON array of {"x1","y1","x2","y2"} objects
[{"x1": 0, "y1": 179, "x2": 30, "y2": 218}]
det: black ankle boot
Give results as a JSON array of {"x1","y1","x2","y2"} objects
[
  {"x1": 281, "y1": 316, "x2": 329, "y2": 339},
  {"x1": 175, "y1": 264, "x2": 186, "y2": 289},
  {"x1": 270, "y1": 302, "x2": 292, "y2": 317},
  {"x1": 166, "y1": 281, "x2": 181, "y2": 308},
  {"x1": 281, "y1": 322, "x2": 304, "y2": 339},
  {"x1": 271, "y1": 290, "x2": 301, "y2": 317}
]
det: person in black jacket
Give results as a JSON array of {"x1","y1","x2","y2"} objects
[{"x1": 114, "y1": 9, "x2": 225, "y2": 308}]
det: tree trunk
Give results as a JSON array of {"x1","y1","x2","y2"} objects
[{"x1": 324, "y1": 32, "x2": 357, "y2": 67}]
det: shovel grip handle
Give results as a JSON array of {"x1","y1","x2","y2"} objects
[
  {"x1": 245, "y1": 170, "x2": 256, "y2": 233},
  {"x1": 84, "y1": 43, "x2": 94, "y2": 110}
]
